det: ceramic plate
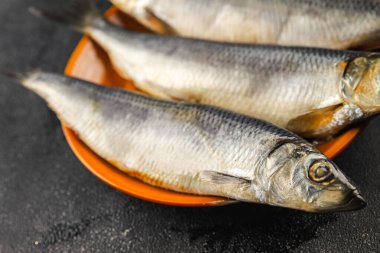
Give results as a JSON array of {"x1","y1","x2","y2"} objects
[{"x1": 63, "y1": 7, "x2": 364, "y2": 206}]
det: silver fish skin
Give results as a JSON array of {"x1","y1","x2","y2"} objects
[
  {"x1": 16, "y1": 71, "x2": 365, "y2": 212},
  {"x1": 31, "y1": 4, "x2": 380, "y2": 139},
  {"x1": 111, "y1": 0, "x2": 380, "y2": 50}
]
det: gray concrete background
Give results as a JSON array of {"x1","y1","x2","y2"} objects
[{"x1": 0, "y1": 0, "x2": 379, "y2": 252}]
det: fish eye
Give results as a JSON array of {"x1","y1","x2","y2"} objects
[{"x1": 308, "y1": 161, "x2": 335, "y2": 184}]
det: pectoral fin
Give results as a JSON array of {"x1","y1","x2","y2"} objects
[
  {"x1": 201, "y1": 171, "x2": 251, "y2": 188},
  {"x1": 287, "y1": 104, "x2": 343, "y2": 139}
]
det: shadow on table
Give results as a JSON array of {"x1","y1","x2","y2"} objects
[{"x1": 163, "y1": 203, "x2": 336, "y2": 252}]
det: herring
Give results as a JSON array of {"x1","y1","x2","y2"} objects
[
  {"x1": 10, "y1": 70, "x2": 366, "y2": 212},
  {"x1": 30, "y1": 2, "x2": 380, "y2": 140},
  {"x1": 111, "y1": 0, "x2": 380, "y2": 50}
]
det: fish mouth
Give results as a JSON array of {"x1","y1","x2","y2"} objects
[{"x1": 318, "y1": 189, "x2": 367, "y2": 213}]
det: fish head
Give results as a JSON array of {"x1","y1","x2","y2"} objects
[
  {"x1": 341, "y1": 55, "x2": 380, "y2": 114},
  {"x1": 266, "y1": 142, "x2": 366, "y2": 212}
]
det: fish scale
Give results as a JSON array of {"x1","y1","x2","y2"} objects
[
  {"x1": 111, "y1": 0, "x2": 380, "y2": 49},
  {"x1": 84, "y1": 24, "x2": 361, "y2": 131},
  {"x1": 15, "y1": 70, "x2": 365, "y2": 212}
]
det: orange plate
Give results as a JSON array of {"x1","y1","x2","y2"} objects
[{"x1": 63, "y1": 7, "x2": 364, "y2": 206}]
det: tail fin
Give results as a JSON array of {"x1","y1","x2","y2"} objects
[
  {"x1": 29, "y1": 0, "x2": 100, "y2": 33},
  {"x1": 1, "y1": 69, "x2": 31, "y2": 83}
]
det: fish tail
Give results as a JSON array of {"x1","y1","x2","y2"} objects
[
  {"x1": 1, "y1": 69, "x2": 32, "y2": 83},
  {"x1": 29, "y1": 0, "x2": 100, "y2": 33},
  {"x1": 1, "y1": 69, "x2": 46, "y2": 92}
]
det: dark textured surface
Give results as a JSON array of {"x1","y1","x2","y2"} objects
[{"x1": 0, "y1": 1, "x2": 379, "y2": 252}]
